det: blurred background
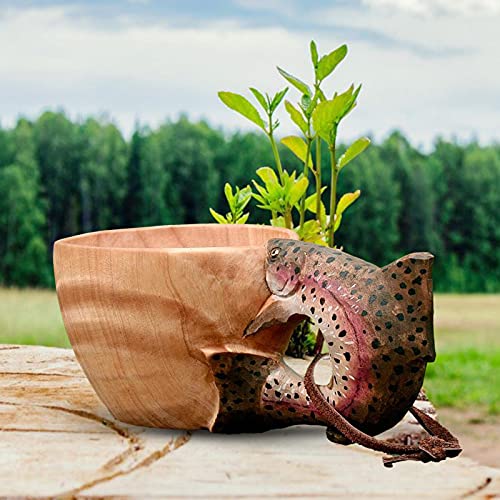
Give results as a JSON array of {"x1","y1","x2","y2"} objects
[{"x1": 0, "y1": 0, "x2": 498, "y2": 466}]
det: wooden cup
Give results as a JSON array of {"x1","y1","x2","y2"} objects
[{"x1": 54, "y1": 224, "x2": 298, "y2": 429}]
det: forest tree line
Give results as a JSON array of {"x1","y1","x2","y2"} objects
[{"x1": 0, "y1": 111, "x2": 499, "y2": 292}]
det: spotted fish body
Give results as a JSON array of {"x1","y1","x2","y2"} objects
[{"x1": 210, "y1": 239, "x2": 436, "y2": 437}]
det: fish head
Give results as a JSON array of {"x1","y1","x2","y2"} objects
[{"x1": 265, "y1": 239, "x2": 306, "y2": 297}]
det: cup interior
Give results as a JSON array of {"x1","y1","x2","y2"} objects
[{"x1": 59, "y1": 224, "x2": 296, "y2": 250}]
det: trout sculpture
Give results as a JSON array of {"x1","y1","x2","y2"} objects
[{"x1": 209, "y1": 239, "x2": 461, "y2": 466}]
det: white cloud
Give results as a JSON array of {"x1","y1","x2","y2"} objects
[
  {"x1": 362, "y1": 0, "x2": 500, "y2": 16},
  {"x1": 0, "y1": 5, "x2": 498, "y2": 148}
]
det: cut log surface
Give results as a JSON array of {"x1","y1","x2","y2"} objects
[{"x1": 0, "y1": 345, "x2": 498, "y2": 499}]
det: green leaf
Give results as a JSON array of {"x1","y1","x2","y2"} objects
[
  {"x1": 271, "y1": 216, "x2": 287, "y2": 228},
  {"x1": 249, "y1": 87, "x2": 268, "y2": 112},
  {"x1": 300, "y1": 94, "x2": 312, "y2": 113},
  {"x1": 284, "y1": 101, "x2": 308, "y2": 135},
  {"x1": 310, "y1": 40, "x2": 319, "y2": 67},
  {"x1": 305, "y1": 190, "x2": 327, "y2": 226},
  {"x1": 338, "y1": 137, "x2": 370, "y2": 170},
  {"x1": 336, "y1": 190, "x2": 361, "y2": 217},
  {"x1": 277, "y1": 67, "x2": 311, "y2": 96},
  {"x1": 270, "y1": 87, "x2": 289, "y2": 112},
  {"x1": 317, "y1": 44, "x2": 348, "y2": 82},
  {"x1": 237, "y1": 213, "x2": 250, "y2": 224},
  {"x1": 281, "y1": 136, "x2": 313, "y2": 168},
  {"x1": 312, "y1": 85, "x2": 360, "y2": 143},
  {"x1": 256, "y1": 166, "x2": 279, "y2": 187},
  {"x1": 236, "y1": 185, "x2": 252, "y2": 208},
  {"x1": 218, "y1": 91, "x2": 265, "y2": 130},
  {"x1": 210, "y1": 208, "x2": 228, "y2": 224},
  {"x1": 224, "y1": 183, "x2": 234, "y2": 204},
  {"x1": 297, "y1": 219, "x2": 326, "y2": 245},
  {"x1": 312, "y1": 100, "x2": 340, "y2": 143},
  {"x1": 288, "y1": 176, "x2": 309, "y2": 206}
]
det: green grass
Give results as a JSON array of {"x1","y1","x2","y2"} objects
[
  {"x1": 0, "y1": 289, "x2": 498, "y2": 413},
  {"x1": 0, "y1": 288, "x2": 70, "y2": 347},
  {"x1": 424, "y1": 295, "x2": 500, "y2": 415}
]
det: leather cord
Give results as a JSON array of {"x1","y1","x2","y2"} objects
[{"x1": 304, "y1": 353, "x2": 462, "y2": 467}]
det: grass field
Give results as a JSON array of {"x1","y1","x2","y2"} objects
[{"x1": 0, "y1": 289, "x2": 498, "y2": 414}]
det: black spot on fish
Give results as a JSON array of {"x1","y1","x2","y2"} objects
[
  {"x1": 369, "y1": 294, "x2": 376, "y2": 304},
  {"x1": 396, "y1": 313, "x2": 405, "y2": 321},
  {"x1": 339, "y1": 330, "x2": 347, "y2": 337},
  {"x1": 326, "y1": 256, "x2": 335, "y2": 263},
  {"x1": 395, "y1": 293, "x2": 403, "y2": 301},
  {"x1": 394, "y1": 346, "x2": 405, "y2": 355},
  {"x1": 372, "y1": 339, "x2": 381, "y2": 349},
  {"x1": 343, "y1": 352, "x2": 351, "y2": 361},
  {"x1": 394, "y1": 365, "x2": 404, "y2": 375},
  {"x1": 339, "y1": 271, "x2": 348, "y2": 278},
  {"x1": 408, "y1": 288, "x2": 416, "y2": 295}
]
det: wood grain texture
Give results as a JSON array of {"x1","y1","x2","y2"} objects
[{"x1": 53, "y1": 224, "x2": 298, "y2": 430}]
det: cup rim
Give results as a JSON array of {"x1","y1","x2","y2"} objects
[{"x1": 54, "y1": 223, "x2": 299, "y2": 253}]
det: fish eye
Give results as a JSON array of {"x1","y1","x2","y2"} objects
[{"x1": 269, "y1": 247, "x2": 281, "y2": 260}]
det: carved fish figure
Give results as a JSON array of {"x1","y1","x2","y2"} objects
[{"x1": 209, "y1": 239, "x2": 461, "y2": 465}]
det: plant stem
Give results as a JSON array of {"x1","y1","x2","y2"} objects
[
  {"x1": 315, "y1": 135, "x2": 322, "y2": 221},
  {"x1": 267, "y1": 113, "x2": 284, "y2": 182},
  {"x1": 328, "y1": 139, "x2": 337, "y2": 247},
  {"x1": 299, "y1": 138, "x2": 312, "y2": 231},
  {"x1": 284, "y1": 209, "x2": 292, "y2": 229}
]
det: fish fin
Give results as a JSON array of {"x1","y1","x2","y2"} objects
[
  {"x1": 383, "y1": 252, "x2": 436, "y2": 362},
  {"x1": 244, "y1": 295, "x2": 303, "y2": 338}
]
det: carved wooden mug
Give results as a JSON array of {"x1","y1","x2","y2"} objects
[{"x1": 54, "y1": 224, "x2": 461, "y2": 466}]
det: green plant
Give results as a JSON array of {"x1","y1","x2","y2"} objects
[
  {"x1": 210, "y1": 183, "x2": 252, "y2": 224},
  {"x1": 212, "y1": 40, "x2": 370, "y2": 247},
  {"x1": 212, "y1": 40, "x2": 371, "y2": 357}
]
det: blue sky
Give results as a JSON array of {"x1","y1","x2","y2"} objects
[{"x1": 0, "y1": 0, "x2": 499, "y2": 147}]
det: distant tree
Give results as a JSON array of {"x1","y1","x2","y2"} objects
[
  {"x1": 33, "y1": 111, "x2": 82, "y2": 246},
  {"x1": 336, "y1": 142, "x2": 401, "y2": 265},
  {"x1": 0, "y1": 163, "x2": 50, "y2": 286},
  {"x1": 155, "y1": 117, "x2": 224, "y2": 223},
  {"x1": 124, "y1": 127, "x2": 172, "y2": 227},
  {"x1": 79, "y1": 118, "x2": 128, "y2": 232}
]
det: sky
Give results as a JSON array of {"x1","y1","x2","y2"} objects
[{"x1": 0, "y1": 0, "x2": 499, "y2": 148}]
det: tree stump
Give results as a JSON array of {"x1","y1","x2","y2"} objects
[{"x1": 0, "y1": 344, "x2": 498, "y2": 498}]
